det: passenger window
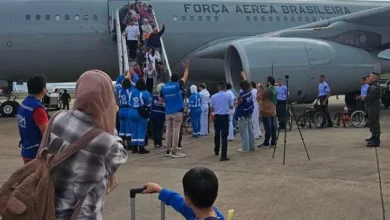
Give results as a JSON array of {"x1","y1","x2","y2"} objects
[
  {"x1": 298, "y1": 17, "x2": 302, "y2": 22},
  {"x1": 291, "y1": 16, "x2": 295, "y2": 22},
  {"x1": 190, "y1": 16, "x2": 194, "y2": 21},
  {"x1": 84, "y1": 15, "x2": 89, "y2": 21},
  {"x1": 253, "y1": 16, "x2": 258, "y2": 22},
  {"x1": 93, "y1": 15, "x2": 98, "y2": 21},
  {"x1": 25, "y1": 15, "x2": 31, "y2": 20},
  {"x1": 214, "y1": 16, "x2": 219, "y2": 21},
  {"x1": 65, "y1": 15, "x2": 70, "y2": 20},
  {"x1": 206, "y1": 16, "x2": 210, "y2": 21},
  {"x1": 181, "y1": 16, "x2": 186, "y2": 21},
  {"x1": 35, "y1": 15, "x2": 41, "y2": 20},
  {"x1": 312, "y1": 17, "x2": 316, "y2": 22},
  {"x1": 305, "y1": 16, "x2": 309, "y2": 22},
  {"x1": 276, "y1": 16, "x2": 280, "y2": 22},
  {"x1": 261, "y1": 16, "x2": 265, "y2": 21},
  {"x1": 45, "y1": 15, "x2": 50, "y2": 20},
  {"x1": 284, "y1": 16, "x2": 288, "y2": 21},
  {"x1": 75, "y1": 15, "x2": 80, "y2": 20},
  {"x1": 173, "y1": 16, "x2": 177, "y2": 21},
  {"x1": 198, "y1": 16, "x2": 202, "y2": 21},
  {"x1": 55, "y1": 15, "x2": 60, "y2": 21},
  {"x1": 268, "y1": 16, "x2": 273, "y2": 22},
  {"x1": 246, "y1": 16, "x2": 250, "y2": 21}
]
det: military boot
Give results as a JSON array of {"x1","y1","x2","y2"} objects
[
  {"x1": 367, "y1": 137, "x2": 380, "y2": 147},
  {"x1": 365, "y1": 136, "x2": 373, "y2": 142},
  {"x1": 126, "y1": 137, "x2": 132, "y2": 151}
]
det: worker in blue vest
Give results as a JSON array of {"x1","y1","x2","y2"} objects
[
  {"x1": 188, "y1": 85, "x2": 202, "y2": 138},
  {"x1": 17, "y1": 74, "x2": 49, "y2": 164},
  {"x1": 117, "y1": 78, "x2": 133, "y2": 150},
  {"x1": 151, "y1": 83, "x2": 166, "y2": 148},
  {"x1": 236, "y1": 79, "x2": 256, "y2": 152},
  {"x1": 128, "y1": 78, "x2": 151, "y2": 154}
]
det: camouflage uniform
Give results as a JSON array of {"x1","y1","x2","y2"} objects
[{"x1": 365, "y1": 79, "x2": 382, "y2": 146}]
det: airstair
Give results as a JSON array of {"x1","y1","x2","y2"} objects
[{"x1": 109, "y1": 5, "x2": 172, "y2": 79}]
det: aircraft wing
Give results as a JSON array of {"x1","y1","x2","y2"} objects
[{"x1": 195, "y1": 5, "x2": 390, "y2": 59}]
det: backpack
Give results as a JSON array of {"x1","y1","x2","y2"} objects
[{"x1": 0, "y1": 111, "x2": 103, "y2": 220}]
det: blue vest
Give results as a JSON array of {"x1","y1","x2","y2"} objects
[
  {"x1": 17, "y1": 96, "x2": 46, "y2": 159},
  {"x1": 129, "y1": 88, "x2": 151, "y2": 109},
  {"x1": 161, "y1": 82, "x2": 184, "y2": 114},
  {"x1": 151, "y1": 93, "x2": 165, "y2": 121},
  {"x1": 118, "y1": 88, "x2": 131, "y2": 107},
  {"x1": 189, "y1": 93, "x2": 201, "y2": 112},
  {"x1": 236, "y1": 90, "x2": 254, "y2": 118}
]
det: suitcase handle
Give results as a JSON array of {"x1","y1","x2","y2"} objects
[{"x1": 130, "y1": 187, "x2": 147, "y2": 198}]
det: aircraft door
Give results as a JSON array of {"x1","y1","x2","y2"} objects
[{"x1": 305, "y1": 42, "x2": 331, "y2": 101}]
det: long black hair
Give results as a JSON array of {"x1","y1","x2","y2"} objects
[
  {"x1": 122, "y1": 78, "x2": 132, "y2": 89},
  {"x1": 136, "y1": 78, "x2": 147, "y2": 91}
]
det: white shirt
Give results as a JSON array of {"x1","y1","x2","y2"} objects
[
  {"x1": 141, "y1": 24, "x2": 153, "y2": 40},
  {"x1": 251, "y1": 88, "x2": 258, "y2": 103},
  {"x1": 226, "y1": 89, "x2": 236, "y2": 111},
  {"x1": 199, "y1": 89, "x2": 211, "y2": 106},
  {"x1": 125, "y1": 25, "x2": 140, "y2": 41},
  {"x1": 145, "y1": 53, "x2": 157, "y2": 68}
]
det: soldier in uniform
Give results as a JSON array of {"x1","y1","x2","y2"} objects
[{"x1": 362, "y1": 72, "x2": 382, "y2": 147}]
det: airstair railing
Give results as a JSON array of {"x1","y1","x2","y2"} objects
[
  {"x1": 122, "y1": 34, "x2": 130, "y2": 72},
  {"x1": 115, "y1": 9, "x2": 124, "y2": 75},
  {"x1": 110, "y1": 10, "x2": 114, "y2": 33},
  {"x1": 151, "y1": 9, "x2": 172, "y2": 78}
]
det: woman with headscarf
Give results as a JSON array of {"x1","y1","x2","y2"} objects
[
  {"x1": 145, "y1": 47, "x2": 157, "y2": 68},
  {"x1": 151, "y1": 83, "x2": 166, "y2": 148},
  {"x1": 143, "y1": 62, "x2": 158, "y2": 93},
  {"x1": 128, "y1": 78, "x2": 151, "y2": 154},
  {"x1": 47, "y1": 70, "x2": 128, "y2": 219},
  {"x1": 188, "y1": 85, "x2": 202, "y2": 138}
]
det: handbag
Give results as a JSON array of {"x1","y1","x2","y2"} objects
[{"x1": 137, "y1": 91, "x2": 150, "y2": 118}]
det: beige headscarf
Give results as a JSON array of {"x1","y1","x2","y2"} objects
[{"x1": 73, "y1": 70, "x2": 118, "y2": 194}]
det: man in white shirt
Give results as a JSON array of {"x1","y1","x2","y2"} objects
[
  {"x1": 250, "y1": 81, "x2": 262, "y2": 139},
  {"x1": 123, "y1": 20, "x2": 140, "y2": 60},
  {"x1": 226, "y1": 83, "x2": 236, "y2": 141},
  {"x1": 199, "y1": 83, "x2": 210, "y2": 136}
]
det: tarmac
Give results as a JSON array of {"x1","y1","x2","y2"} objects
[{"x1": 0, "y1": 96, "x2": 389, "y2": 220}]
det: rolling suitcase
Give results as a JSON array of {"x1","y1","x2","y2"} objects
[{"x1": 130, "y1": 187, "x2": 165, "y2": 220}]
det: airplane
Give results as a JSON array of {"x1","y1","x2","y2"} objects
[{"x1": 1, "y1": 0, "x2": 390, "y2": 117}]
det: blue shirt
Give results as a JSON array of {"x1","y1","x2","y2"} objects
[
  {"x1": 211, "y1": 91, "x2": 233, "y2": 115},
  {"x1": 118, "y1": 88, "x2": 131, "y2": 107},
  {"x1": 17, "y1": 96, "x2": 47, "y2": 159},
  {"x1": 318, "y1": 82, "x2": 330, "y2": 97},
  {"x1": 361, "y1": 84, "x2": 369, "y2": 96},
  {"x1": 161, "y1": 81, "x2": 184, "y2": 114},
  {"x1": 236, "y1": 90, "x2": 254, "y2": 118},
  {"x1": 129, "y1": 88, "x2": 151, "y2": 109},
  {"x1": 189, "y1": 93, "x2": 202, "y2": 111},
  {"x1": 159, "y1": 189, "x2": 225, "y2": 220},
  {"x1": 151, "y1": 93, "x2": 166, "y2": 121},
  {"x1": 276, "y1": 85, "x2": 288, "y2": 101}
]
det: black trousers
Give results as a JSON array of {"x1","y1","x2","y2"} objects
[
  {"x1": 319, "y1": 96, "x2": 333, "y2": 127},
  {"x1": 214, "y1": 114, "x2": 229, "y2": 158},
  {"x1": 152, "y1": 118, "x2": 164, "y2": 146},
  {"x1": 178, "y1": 116, "x2": 184, "y2": 148},
  {"x1": 276, "y1": 100, "x2": 287, "y2": 129},
  {"x1": 146, "y1": 78, "x2": 153, "y2": 94},
  {"x1": 207, "y1": 105, "x2": 211, "y2": 133},
  {"x1": 62, "y1": 102, "x2": 70, "y2": 110},
  {"x1": 127, "y1": 40, "x2": 138, "y2": 60},
  {"x1": 116, "y1": 110, "x2": 120, "y2": 133}
]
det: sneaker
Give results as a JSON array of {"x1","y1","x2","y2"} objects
[
  {"x1": 171, "y1": 152, "x2": 186, "y2": 158},
  {"x1": 255, "y1": 136, "x2": 262, "y2": 140},
  {"x1": 154, "y1": 145, "x2": 160, "y2": 148},
  {"x1": 165, "y1": 150, "x2": 172, "y2": 157},
  {"x1": 258, "y1": 144, "x2": 270, "y2": 149},
  {"x1": 237, "y1": 149, "x2": 249, "y2": 153}
]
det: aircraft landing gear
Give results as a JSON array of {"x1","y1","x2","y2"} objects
[{"x1": 0, "y1": 80, "x2": 19, "y2": 117}]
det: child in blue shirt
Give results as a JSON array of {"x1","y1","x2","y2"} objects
[{"x1": 143, "y1": 167, "x2": 225, "y2": 220}]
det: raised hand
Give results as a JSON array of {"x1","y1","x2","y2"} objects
[{"x1": 183, "y1": 59, "x2": 190, "y2": 68}]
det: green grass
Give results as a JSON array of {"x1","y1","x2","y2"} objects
[{"x1": 381, "y1": 73, "x2": 390, "y2": 79}]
